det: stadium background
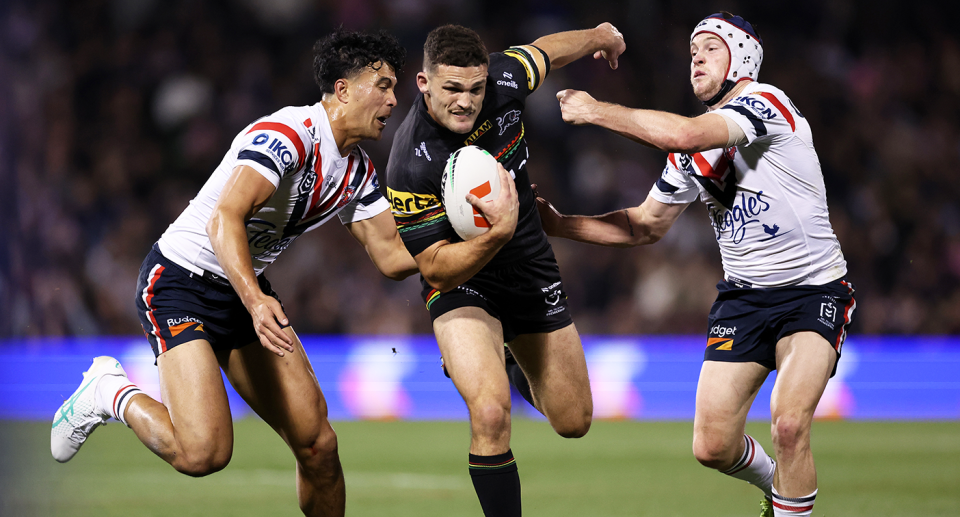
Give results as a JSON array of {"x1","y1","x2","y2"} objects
[
  {"x1": 1, "y1": 0, "x2": 958, "y2": 515},
  {"x1": 3, "y1": 0, "x2": 960, "y2": 338}
]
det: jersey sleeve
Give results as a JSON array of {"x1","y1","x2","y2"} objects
[
  {"x1": 489, "y1": 47, "x2": 549, "y2": 101},
  {"x1": 385, "y1": 162, "x2": 457, "y2": 258},
  {"x1": 715, "y1": 89, "x2": 798, "y2": 146},
  {"x1": 338, "y1": 154, "x2": 390, "y2": 224},
  {"x1": 648, "y1": 153, "x2": 700, "y2": 205},
  {"x1": 235, "y1": 119, "x2": 311, "y2": 188}
]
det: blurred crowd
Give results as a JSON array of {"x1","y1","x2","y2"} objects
[{"x1": 2, "y1": 0, "x2": 959, "y2": 338}]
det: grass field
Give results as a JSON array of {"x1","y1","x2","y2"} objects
[{"x1": 1, "y1": 419, "x2": 958, "y2": 516}]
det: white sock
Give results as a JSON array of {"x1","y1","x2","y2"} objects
[
  {"x1": 772, "y1": 486, "x2": 817, "y2": 516},
  {"x1": 95, "y1": 374, "x2": 143, "y2": 427},
  {"x1": 721, "y1": 434, "x2": 776, "y2": 498}
]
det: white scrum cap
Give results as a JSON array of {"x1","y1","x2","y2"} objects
[{"x1": 691, "y1": 12, "x2": 763, "y2": 106}]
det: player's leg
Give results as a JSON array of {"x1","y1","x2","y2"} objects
[
  {"x1": 503, "y1": 346, "x2": 536, "y2": 408},
  {"x1": 219, "y1": 328, "x2": 343, "y2": 517},
  {"x1": 693, "y1": 360, "x2": 777, "y2": 498},
  {"x1": 435, "y1": 306, "x2": 520, "y2": 517},
  {"x1": 436, "y1": 306, "x2": 512, "y2": 454},
  {"x1": 694, "y1": 281, "x2": 781, "y2": 505},
  {"x1": 767, "y1": 331, "x2": 836, "y2": 516},
  {"x1": 506, "y1": 323, "x2": 592, "y2": 438},
  {"x1": 124, "y1": 339, "x2": 235, "y2": 476},
  {"x1": 51, "y1": 339, "x2": 236, "y2": 475}
]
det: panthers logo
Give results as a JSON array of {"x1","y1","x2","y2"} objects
[{"x1": 497, "y1": 110, "x2": 521, "y2": 136}]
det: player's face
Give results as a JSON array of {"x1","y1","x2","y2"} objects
[
  {"x1": 347, "y1": 61, "x2": 398, "y2": 141},
  {"x1": 690, "y1": 34, "x2": 730, "y2": 101},
  {"x1": 418, "y1": 64, "x2": 488, "y2": 134}
]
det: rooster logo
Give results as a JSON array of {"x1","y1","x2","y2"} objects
[{"x1": 759, "y1": 223, "x2": 793, "y2": 242}]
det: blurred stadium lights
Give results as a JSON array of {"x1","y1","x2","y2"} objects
[{"x1": 2, "y1": 335, "x2": 957, "y2": 421}]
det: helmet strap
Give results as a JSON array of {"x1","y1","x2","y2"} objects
[{"x1": 702, "y1": 79, "x2": 735, "y2": 107}]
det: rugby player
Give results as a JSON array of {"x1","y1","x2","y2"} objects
[
  {"x1": 51, "y1": 29, "x2": 416, "y2": 517},
  {"x1": 542, "y1": 12, "x2": 855, "y2": 517},
  {"x1": 385, "y1": 24, "x2": 625, "y2": 516}
]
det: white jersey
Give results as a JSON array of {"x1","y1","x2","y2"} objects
[
  {"x1": 650, "y1": 82, "x2": 846, "y2": 287},
  {"x1": 158, "y1": 103, "x2": 389, "y2": 277}
]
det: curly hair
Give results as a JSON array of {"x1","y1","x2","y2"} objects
[
  {"x1": 312, "y1": 29, "x2": 406, "y2": 94},
  {"x1": 423, "y1": 25, "x2": 488, "y2": 72}
]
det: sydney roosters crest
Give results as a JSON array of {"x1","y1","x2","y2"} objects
[{"x1": 336, "y1": 185, "x2": 357, "y2": 208}]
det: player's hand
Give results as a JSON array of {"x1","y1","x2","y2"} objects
[
  {"x1": 593, "y1": 22, "x2": 625, "y2": 70},
  {"x1": 556, "y1": 89, "x2": 598, "y2": 126},
  {"x1": 247, "y1": 294, "x2": 294, "y2": 356},
  {"x1": 467, "y1": 163, "x2": 519, "y2": 242},
  {"x1": 532, "y1": 183, "x2": 564, "y2": 237}
]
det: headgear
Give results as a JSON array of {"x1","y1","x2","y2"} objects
[{"x1": 690, "y1": 12, "x2": 763, "y2": 106}]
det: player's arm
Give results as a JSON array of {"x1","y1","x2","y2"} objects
[
  {"x1": 206, "y1": 164, "x2": 294, "y2": 356},
  {"x1": 536, "y1": 192, "x2": 689, "y2": 247},
  {"x1": 556, "y1": 89, "x2": 743, "y2": 153},
  {"x1": 528, "y1": 22, "x2": 626, "y2": 71},
  {"x1": 416, "y1": 164, "x2": 519, "y2": 292},
  {"x1": 344, "y1": 209, "x2": 419, "y2": 280}
]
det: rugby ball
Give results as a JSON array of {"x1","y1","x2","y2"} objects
[{"x1": 441, "y1": 145, "x2": 501, "y2": 240}]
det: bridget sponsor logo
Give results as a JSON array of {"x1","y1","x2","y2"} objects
[{"x1": 711, "y1": 325, "x2": 737, "y2": 337}]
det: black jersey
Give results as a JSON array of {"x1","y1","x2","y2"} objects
[{"x1": 385, "y1": 49, "x2": 550, "y2": 269}]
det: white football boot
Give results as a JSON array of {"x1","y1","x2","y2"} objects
[{"x1": 51, "y1": 356, "x2": 128, "y2": 462}]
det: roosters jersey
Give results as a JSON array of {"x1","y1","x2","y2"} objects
[
  {"x1": 650, "y1": 82, "x2": 847, "y2": 287},
  {"x1": 158, "y1": 103, "x2": 389, "y2": 277}
]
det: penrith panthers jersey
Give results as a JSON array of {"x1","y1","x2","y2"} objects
[
  {"x1": 650, "y1": 82, "x2": 847, "y2": 287},
  {"x1": 385, "y1": 49, "x2": 551, "y2": 269},
  {"x1": 158, "y1": 103, "x2": 389, "y2": 277}
]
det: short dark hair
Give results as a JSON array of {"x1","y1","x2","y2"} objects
[
  {"x1": 423, "y1": 25, "x2": 489, "y2": 72},
  {"x1": 313, "y1": 29, "x2": 406, "y2": 94}
]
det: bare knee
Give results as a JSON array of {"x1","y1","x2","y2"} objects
[
  {"x1": 551, "y1": 410, "x2": 592, "y2": 439},
  {"x1": 174, "y1": 446, "x2": 232, "y2": 477},
  {"x1": 772, "y1": 414, "x2": 809, "y2": 454},
  {"x1": 293, "y1": 423, "x2": 340, "y2": 473},
  {"x1": 470, "y1": 400, "x2": 511, "y2": 439},
  {"x1": 692, "y1": 433, "x2": 739, "y2": 470}
]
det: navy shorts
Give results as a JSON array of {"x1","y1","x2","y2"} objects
[
  {"x1": 704, "y1": 278, "x2": 856, "y2": 375},
  {"x1": 135, "y1": 245, "x2": 284, "y2": 358},
  {"x1": 421, "y1": 245, "x2": 573, "y2": 343}
]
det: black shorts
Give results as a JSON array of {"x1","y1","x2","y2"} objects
[
  {"x1": 135, "y1": 245, "x2": 283, "y2": 358},
  {"x1": 704, "y1": 278, "x2": 856, "y2": 375},
  {"x1": 421, "y1": 245, "x2": 573, "y2": 342}
]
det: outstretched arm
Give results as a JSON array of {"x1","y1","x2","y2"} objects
[
  {"x1": 536, "y1": 191, "x2": 689, "y2": 247},
  {"x1": 556, "y1": 89, "x2": 738, "y2": 153},
  {"x1": 531, "y1": 22, "x2": 626, "y2": 70},
  {"x1": 345, "y1": 209, "x2": 419, "y2": 281}
]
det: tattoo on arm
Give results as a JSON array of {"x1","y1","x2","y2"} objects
[{"x1": 624, "y1": 210, "x2": 635, "y2": 237}]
